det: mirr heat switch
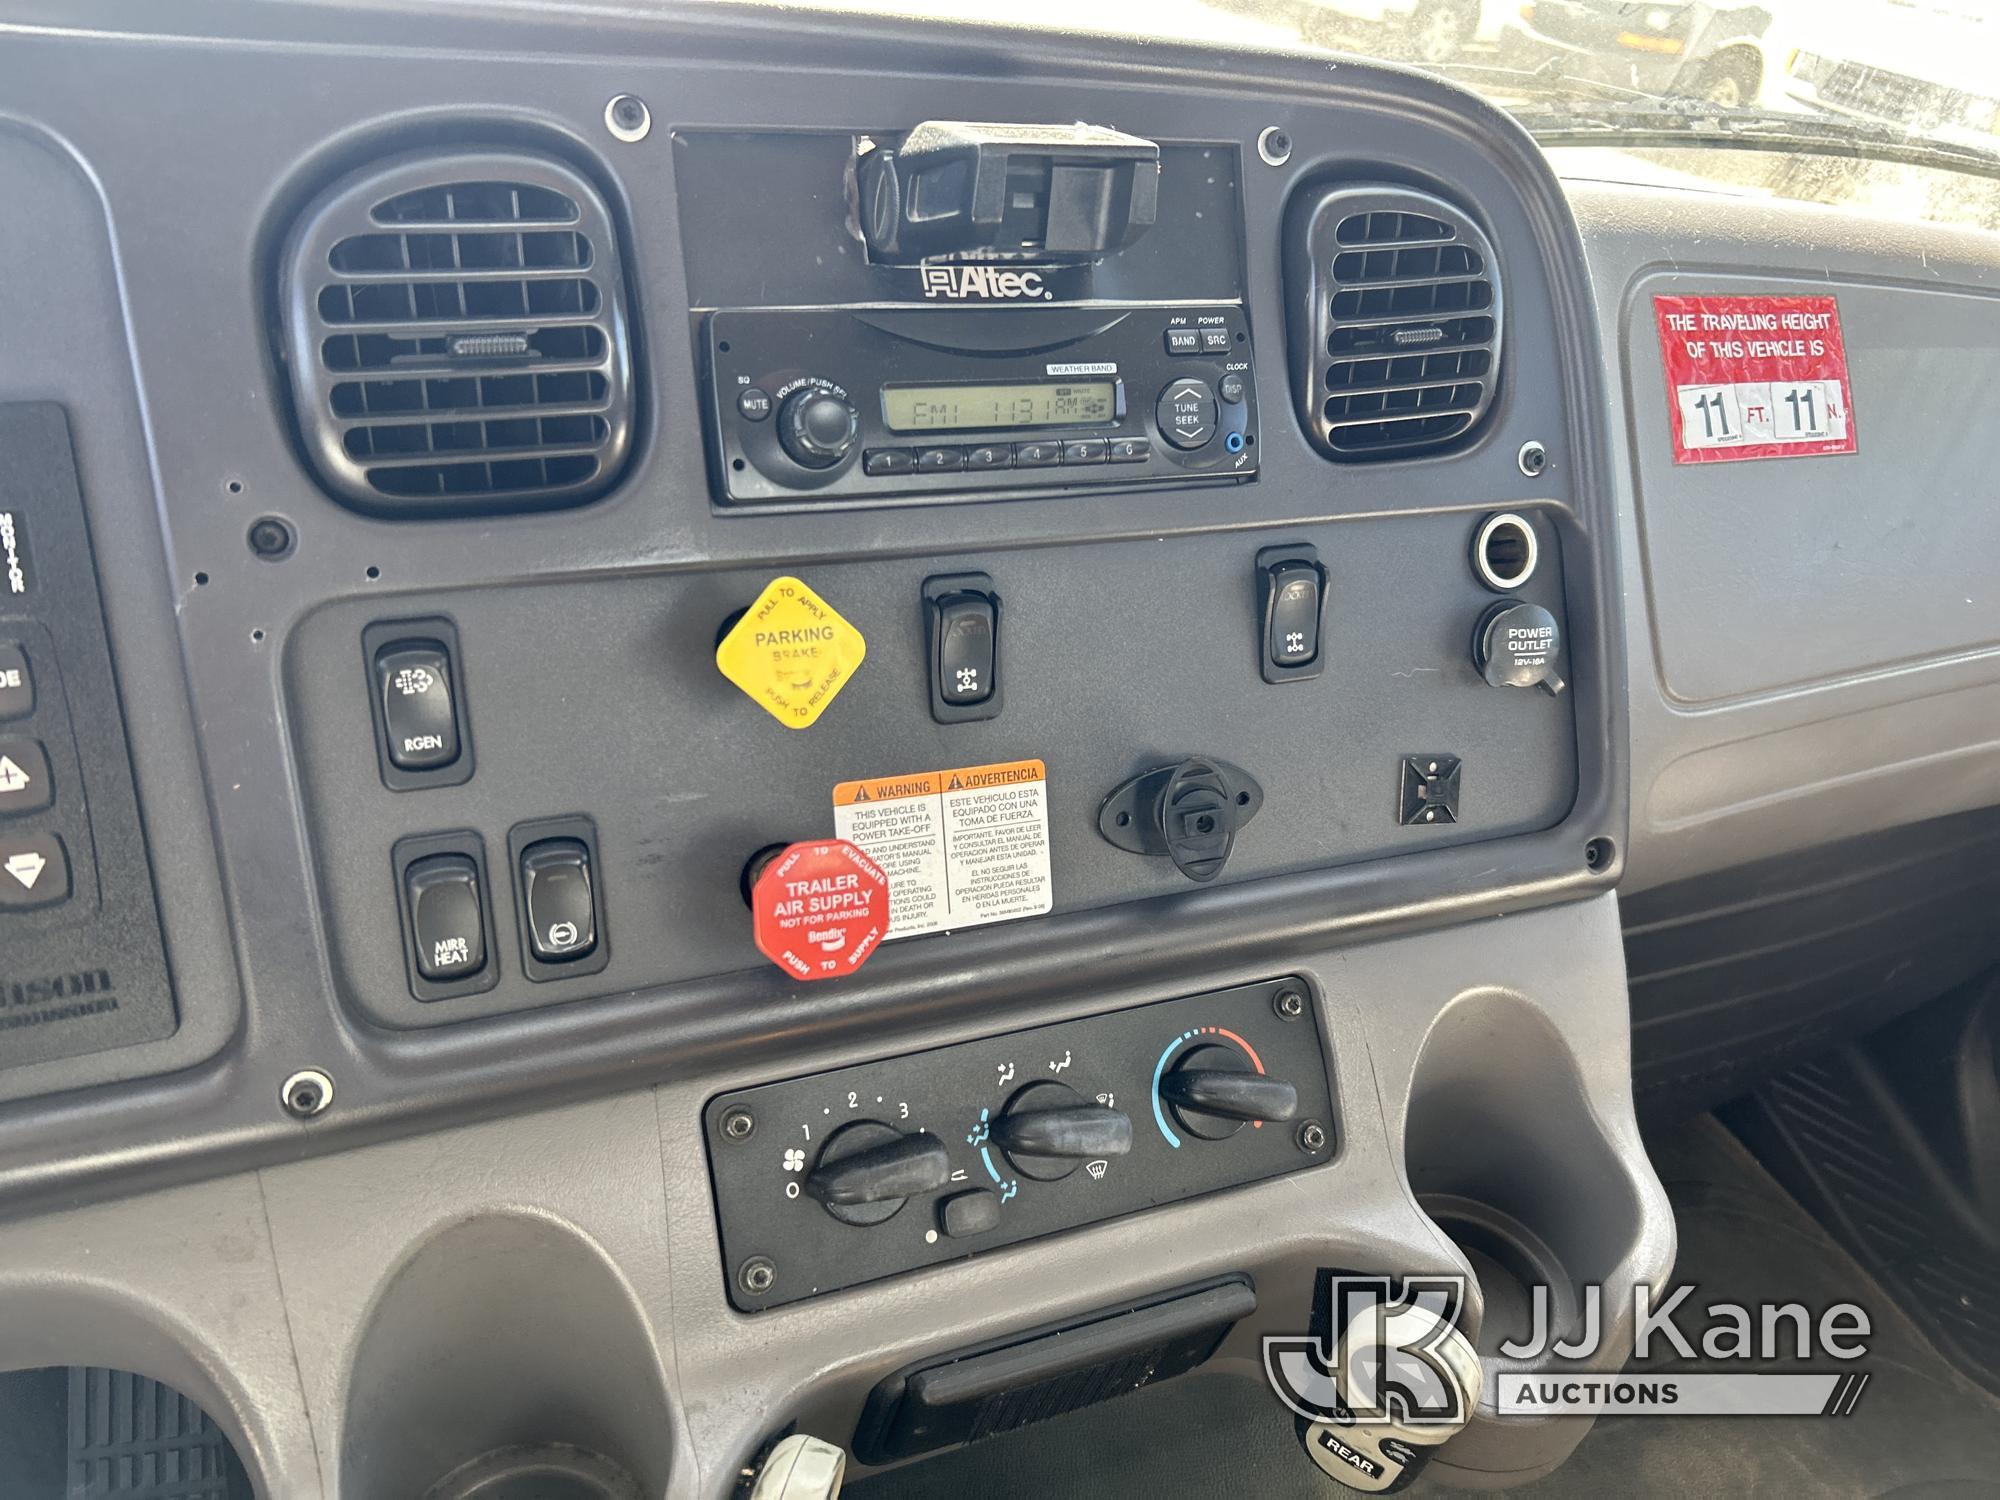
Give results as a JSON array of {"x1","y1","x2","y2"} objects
[
  {"x1": 404, "y1": 854, "x2": 487, "y2": 981},
  {"x1": 1256, "y1": 544, "x2": 1326, "y2": 684},
  {"x1": 923, "y1": 573, "x2": 1002, "y2": 724}
]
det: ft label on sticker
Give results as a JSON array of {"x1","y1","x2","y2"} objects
[
  {"x1": 1654, "y1": 294, "x2": 1857, "y2": 464},
  {"x1": 715, "y1": 576, "x2": 866, "y2": 729},
  {"x1": 833, "y1": 760, "x2": 1053, "y2": 940}
]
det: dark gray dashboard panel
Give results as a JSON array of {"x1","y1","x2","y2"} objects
[
  {"x1": 1629, "y1": 270, "x2": 2000, "y2": 705},
  {"x1": 1566, "y1": 181, "x2": 2000, "y2": 893},
  {"x1": 0, "y1": 2, "x2": 1621, "y2": 1212},
  {"x1": 294, "y1": 515, "x2": 1578, "y2": 1027}
]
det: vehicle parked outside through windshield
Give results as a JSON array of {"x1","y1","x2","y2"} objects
[{"x1": 761, "y1": 0, "x2": 2000, "y2": 227}]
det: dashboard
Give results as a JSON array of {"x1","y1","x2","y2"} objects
[{"x1": 0, "y1": 2, "x2": 1997, "y2": 1496}]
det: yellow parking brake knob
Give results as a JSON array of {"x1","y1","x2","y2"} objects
[{"x1": 715, "y1": 576, "x2": 867, "y2": 729}]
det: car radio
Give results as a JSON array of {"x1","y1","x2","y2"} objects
[{"x1": 704, "y1": 302, "x2": 1258, "y2": 506}]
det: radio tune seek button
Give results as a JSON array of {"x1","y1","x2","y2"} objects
[{"x1": 1157, "y1": 377, "x2": 1217, "y2": 450}]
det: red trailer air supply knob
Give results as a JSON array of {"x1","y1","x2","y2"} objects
[{"x1": 750, "y1": 839, "x2": 889, "y2": 981}]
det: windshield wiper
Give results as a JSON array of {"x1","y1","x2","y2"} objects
[{"x1": 1511, "y1": 98, "x2": 2000, "y2": 183}]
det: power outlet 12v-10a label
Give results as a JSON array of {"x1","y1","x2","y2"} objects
[
  {"x1": 1655, "y1": 294, "x2": 1857, "y2": 464},
  {"x1": 833, "y1": 759, "x2": 1052, "y2": 940}
]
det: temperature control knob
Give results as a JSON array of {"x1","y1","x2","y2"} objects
[
  {"x1": 992, "y1": 1080, "x2": 1133, "y2": 1182},
  {"x1": 1159, "y1": 1045, "x2": 1298, "y2": 1141},
  {"x1": 778, "y1": 387, "x2": 859, "y2": 469},
  {"x1": 803, "y1": 1120, "x2": 950, "y2": 1226}
]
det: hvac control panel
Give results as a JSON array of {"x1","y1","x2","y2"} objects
[{"x1": 704, "y1": 977, "x2": 1336, "y2": 1310}]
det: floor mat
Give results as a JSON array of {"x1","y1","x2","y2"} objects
[
  {"x1": 0, "y1": 1366, "x2": 251, "y2": 1500},
  {"x1": 849, "y1": 1115, "x2": 2000, "y2": 1499}
]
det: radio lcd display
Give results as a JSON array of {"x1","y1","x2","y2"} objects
[{"x1": 882, "y1": 381, "x2": 1117, "y2": 433}]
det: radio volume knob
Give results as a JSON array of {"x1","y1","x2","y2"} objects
[{"x1": 779, "y1": 388, "x2": 859, "y2": 469}]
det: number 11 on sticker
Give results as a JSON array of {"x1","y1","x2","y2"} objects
[
  {"x1": 1678, "y1": 384, "x2": 1741, "y2": 447},
  {"x1": 1773, "y1": 380, "x2": 1833, "y2": 440}
]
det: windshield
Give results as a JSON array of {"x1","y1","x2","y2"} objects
[{"x1": 744, "y1": 0, "x2": 2000, "y2": 226}]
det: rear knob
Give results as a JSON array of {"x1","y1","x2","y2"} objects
[{"x1": 779, "y1": 388, "x2": 858, "y2": 469}]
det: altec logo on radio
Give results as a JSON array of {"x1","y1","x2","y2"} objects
[{"x1": 920, "y1": 266, "x2": 1052, "y2": 300}]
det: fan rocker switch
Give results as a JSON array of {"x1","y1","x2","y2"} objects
[{"x1": 924, "y1": 573, "x2": 1002, "y2": 724}]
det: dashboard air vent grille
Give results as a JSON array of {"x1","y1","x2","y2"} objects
[
  {"x1": 1285, "y1": 186, "x2": 1502, "y2": 462},
  {"x1": 280, "y1": 151, "x2": 635, "y2": 515}
]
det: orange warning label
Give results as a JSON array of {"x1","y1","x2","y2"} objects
[{"x1": 832, "y1": 759, "x2": 1051, "y2": 940}]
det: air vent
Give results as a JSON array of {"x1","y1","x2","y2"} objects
[
  {"x1": 279, "y1": 150, "x2": 635, "y2": 516},
  {"x1": 1284, "y1": 186, "x2": 1501, "y2": 461}
]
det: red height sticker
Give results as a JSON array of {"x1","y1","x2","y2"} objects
[{"x1": 1654, "y1": 294, "x2": 1857, "y2": 464}]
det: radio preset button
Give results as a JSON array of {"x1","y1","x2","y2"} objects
[
  {"x1": 915, "y1": 446, "x2": 964, "y2": 473},
  {"x1": 1061, "y1": 439, "x2": 1107, "y2": 464},
  {"x1": 1157, "y1": 377, "x2": 1217, "y2": 450},
  {"x1": 1013, "y1": 441, "x2": 1061, "y2": 467},
  {"x1": 864, "y1": 448, "x2": 914, "y2": 476},
  {"x1": 1219, "y1": 372, "x2": 1247, "y2": 405},
  {"x1": 966, "y1": 445, "x2": 1010, "y2": 470},
  {"x1": 1108, "y1": 437, "x2": 1150, "y2": 463},
  {"x1": 1165, "y1": 327, "x2": 1201, "y2": 356},
  {"x1": 736, "y1": 387, "x2": 773, "y2": 421},
  {"x1": 1200, "y1": 326, "x2": 1233, "y2": 353}
]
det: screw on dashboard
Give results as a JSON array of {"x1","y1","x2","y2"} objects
[
  {"x1": 247, "y1": 516, "x2": 294, "y2": 561},
  {"x1": 738, "y1": 1256, "x2": 778, "y2": 1297},
  {"x1": 1295, "y1": 1120, "x2": 1329, "y2": 1155},
  {"x1": 605, "y1": 93, "x2": 652, "y2": 143},
  {"x1": 1274, "y1": 988, "x2": 1306, "y2": 1020},
  {"x1": 722, "y1": 1107, "x2": 757, "y2": 1142},
  {"x1": 280, "y1": 1067, "x2": 334, "y2": 1120}
]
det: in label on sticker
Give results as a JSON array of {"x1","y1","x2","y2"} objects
[
  {"x1": 1654, "y1": 294, "x2": 1858, "y2": 465},
  {"x1": 833, "y1": 759, "x2": 1053, "y2": 940}
]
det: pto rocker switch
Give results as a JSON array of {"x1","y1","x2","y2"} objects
[
  {"x1": 923, "y1": 573, "x2": 1002, "y2": 724},
  {"x1": 992, "y1": 1080, "x2": 1134, "y2": 1182},
  {"x1": 1159, "y1": 1045, "x2": 1299, "y2": 1141},
  {"x1": 805, "y1": 1121, "x2": 952, "y2": 1226},
  {"x1": 1474, "y1": 602, "x2": 1567, "y2": 696},
  {"x1": 1256, "y1": 544, "x2": 1326, "y2": 683}
]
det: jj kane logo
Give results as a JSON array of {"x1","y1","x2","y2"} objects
[
  {"x1": 919, "y1": 266, "x2": 1053, "y2": 301},
  {"x1": 1264, "y1": 1273, "x2": 1878, "y2": 1423}
]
